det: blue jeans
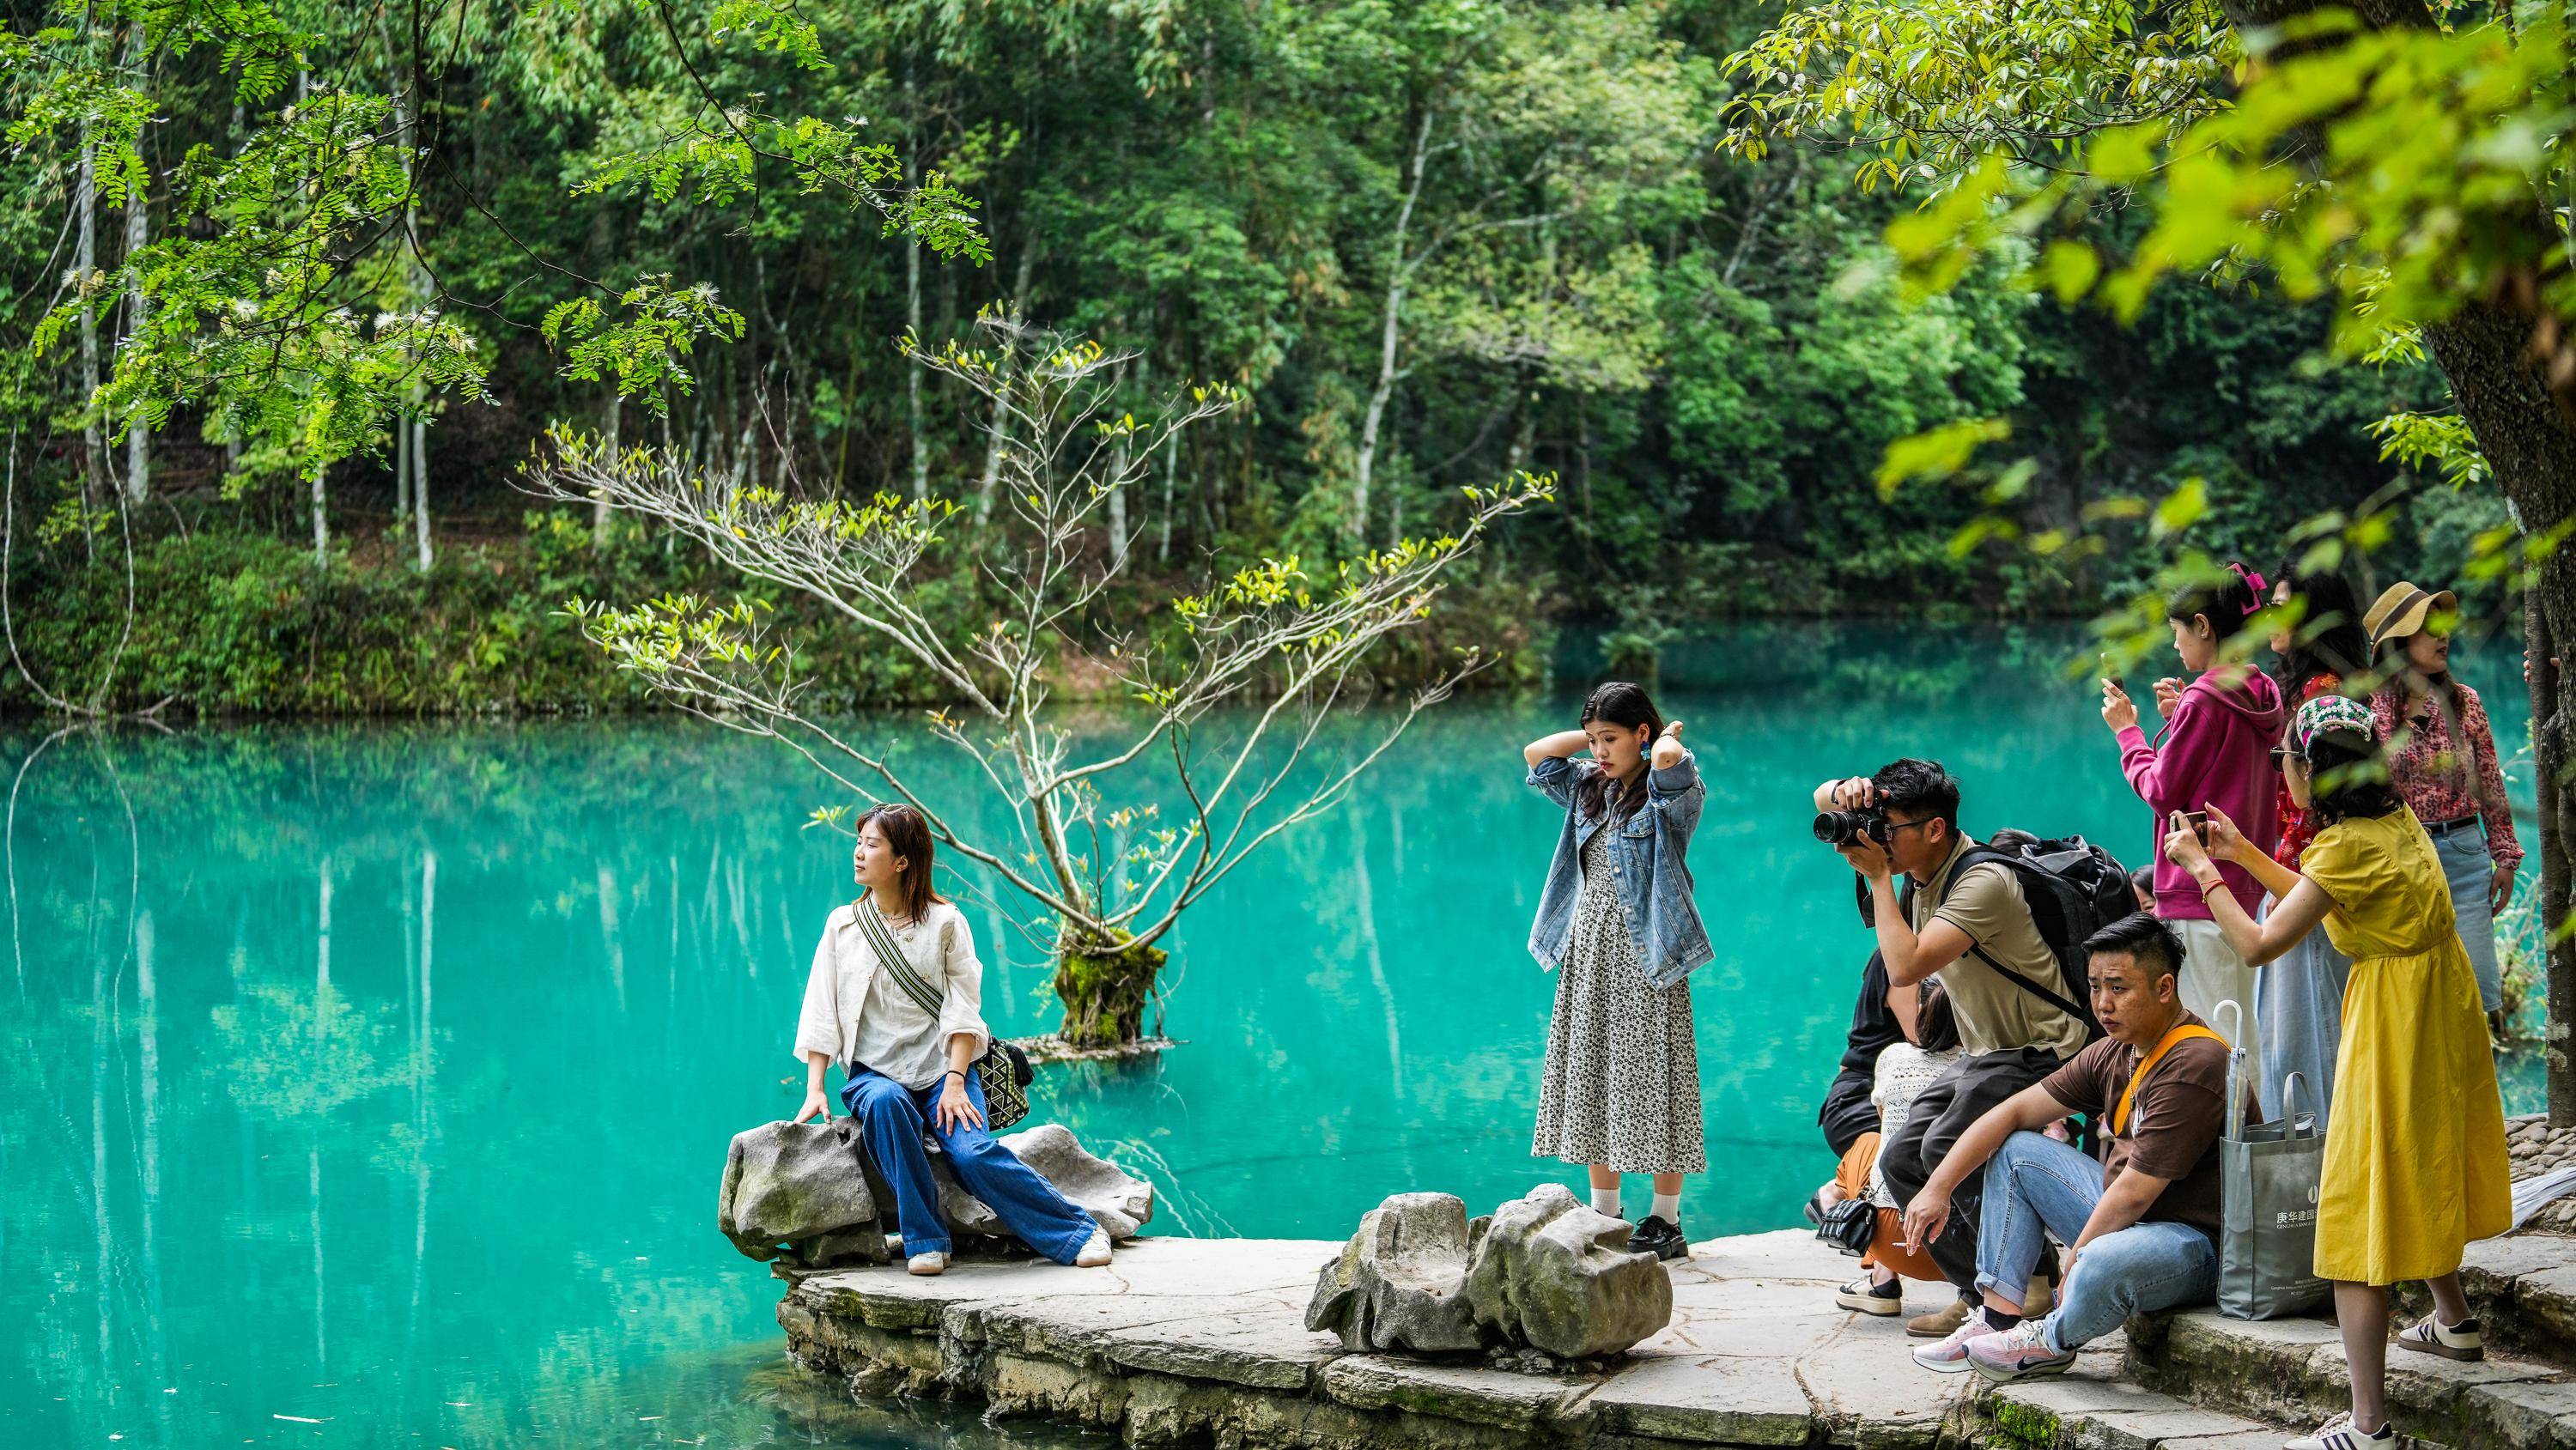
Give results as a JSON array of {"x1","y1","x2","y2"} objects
[
  {"x1": 840, "y1": 1067, "x2": 1098, "y2": 1262},
  {"x1": 2432, "y1": 827, "x2": 2504, "y2": 1014},
  {"x1": 1974, "y1": 1131, "x2": 2218, "y2": 1352}
]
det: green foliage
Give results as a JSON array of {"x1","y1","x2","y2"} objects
[{"x1": 2, "y1": 0, "x2": 2526, "y2": 713}]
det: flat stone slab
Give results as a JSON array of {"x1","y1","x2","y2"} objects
[{"x1": 775, "y1": 1224, "x2": 2380, "y2": 1448}]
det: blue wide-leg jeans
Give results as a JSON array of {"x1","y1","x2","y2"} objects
[
  {"x1": 1973, "y1": 1131, "x2": 2217, "y2": 1353},
  {"x1": 840, "y1": 1067, "x2": 1099, "y2": 1262}
]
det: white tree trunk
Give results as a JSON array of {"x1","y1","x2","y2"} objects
[
  {"x1": 310, "y1": 465, "x2": 329, "y2": 566},
  {"x1": 393, "y1": 410, "x2": 411, "y2": 520},
  {"x1": 1108, "y1": 440, "x2": 1130, "y2": 572},
  {"x1": 904, "y1": 69, "x2": 928, "y2": 501},
  {"x1": 119, "y1": 121, "x2": 149, "y2": 506},
  {"x1": 975, "y1": 237, "x2": 1040, "y2": 523},
  {"x1": 75, "y1": 139, "x2": 103, "y2": 526},
  {"x1": 411, "y1": 422, "x2": 431, "y2": 570},
  {"x1": 1157, "y1": 425, "x2": 1178, "y2": 563},
  {"x1": 593, "y1": 391, "x2": 621, "y2": 544},
  {"x1": 1355, "y1": 108, "x2": 1433, "y2": 543}
]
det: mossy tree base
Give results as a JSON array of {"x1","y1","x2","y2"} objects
[{"x1": 1053, "y1": 933, "x2": 1167, "y2": 1048}]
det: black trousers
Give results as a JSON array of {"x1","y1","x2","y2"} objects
[
  {"x1": 1819, "y1": 1068, "x2": 1880, "y2": 1158},
  {"x1": 1875, "y1": 1047, "x2": 2066, "y2": 1295}
]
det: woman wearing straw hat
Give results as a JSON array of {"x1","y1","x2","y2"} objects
[
  {"x1": 2363, "y1": 580, "x2": 2520, "y2": 1040},
  {"x1": 2164, "y1": 694, "x2": 2509, "y2": 1450}
]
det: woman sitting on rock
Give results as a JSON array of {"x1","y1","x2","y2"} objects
[{"x1": 791, "y1": 803, "x2": 1111, "y2": 1277}]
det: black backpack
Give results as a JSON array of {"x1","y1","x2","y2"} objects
[{"x1": 1948, "y1": 834, "x2": 2135, "y2": 1044}]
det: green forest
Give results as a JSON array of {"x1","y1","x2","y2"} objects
[{"x1": 0, "y1": 0, "x2": 2504, "y2": 713}]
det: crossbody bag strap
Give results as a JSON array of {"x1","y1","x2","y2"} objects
[
  {"x1": 1965, "y1": 940, "x2": 2094, "y2": 1028},
  {"x1": 850, "y1": 901, "x2": 946, "y2": 1017},
  {"x1": 2112, "y1": 1023, "x2": 2224, "y2": 1135}
]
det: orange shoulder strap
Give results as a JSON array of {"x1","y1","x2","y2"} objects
[{"x1": 2112, "y1": 1023, "x2": 2226, "y2": 1136}]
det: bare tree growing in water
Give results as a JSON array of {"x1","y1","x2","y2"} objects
[{"x1": 522, "y1": 315, "x2": 1551, "y2": 1049}]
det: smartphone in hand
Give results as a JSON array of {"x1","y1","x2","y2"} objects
[{"x1": 2184, "y1": 810, "x2": 2210, "y2": 846}]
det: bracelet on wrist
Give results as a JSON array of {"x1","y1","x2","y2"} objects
[{"x1": 2197, "y1": 877, "x2": 2227, "y2": 898}]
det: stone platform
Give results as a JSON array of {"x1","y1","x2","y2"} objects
[
  {"x1": 778, "y1": 1229, "x2": 1977, "y2": 1447},
  {"x1": 775, "y1": 1224, "x2": 2576, "y2": 1447}
]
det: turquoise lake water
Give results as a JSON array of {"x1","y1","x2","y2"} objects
[{"x1": 2, "y1": 622, "x2": 2543, "y2": 1448}]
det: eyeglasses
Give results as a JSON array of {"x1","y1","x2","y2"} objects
[
  {"x1": 2269, "y1": 747, "x2": 2307, "y2": 767},
  {"x1": 1883, "y1": 817, "x2": 1937, "y2": 836}
]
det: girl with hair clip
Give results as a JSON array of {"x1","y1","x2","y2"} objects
[
  {"x1": 2364, "y1": 580, "x2": 2520, "y2": 1038},
  {"x1": 791, "y1": 804, "x2": 1111, "y2": 1277},
  {"x1": 1522, "y1": 681, "x2": 1710, "y2": 1262},
  {"x1": 2100, "y1": 561, "x2": 2285, "y2": 1101}
]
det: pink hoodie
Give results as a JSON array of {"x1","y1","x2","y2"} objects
[{"x1": 2117, "y1": 667, "x2": 2287, "y2": 919}]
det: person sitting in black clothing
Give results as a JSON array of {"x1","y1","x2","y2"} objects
[{"x1": 1820, "y1": 950, "x2": 1904, "y2": 1161}]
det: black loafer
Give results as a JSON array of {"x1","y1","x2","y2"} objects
[{"x1": 1628, "y1": 1215, "x2": 1688, "y2": 1262}]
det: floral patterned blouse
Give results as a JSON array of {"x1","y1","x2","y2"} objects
[
  {"x1": 2274, "y1": 671, "x2": 2343, "y2": 867},
  {"x1": 2369, "y1": 681, "x2": 2522, "y2": 871}
]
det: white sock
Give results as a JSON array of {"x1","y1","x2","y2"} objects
[
  {"x1": 1650, "y1": 1191, "x2": 1681, "y2": 1225},
  {"x1": 1590, "y1": 1186, "x2": 1622, "y2": 1218}
]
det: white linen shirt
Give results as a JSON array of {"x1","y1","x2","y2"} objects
[{"x1": 793, "y1": 900, "x2": 993, "y2": 1090}]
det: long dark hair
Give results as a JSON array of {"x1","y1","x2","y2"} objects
[
  {"x1": 1914, "y1": 980, "x2": 1960, "y2": 1053},
  {"x1": 2166, "y1": 561, "x2": 2263, "y2": 642},
  {"x1": 1576, "y1": 680, "x2": 1665, "y2": 823},
  {"x1": 2301, "y1": 731, "x2": 2404, "y2": 830},
  {"x1": 855, "y1": 803, "x2": 948, "y2": 923},
  {"x1": 2269, "y1": 566, "x2": 2368, "y2": 699}
]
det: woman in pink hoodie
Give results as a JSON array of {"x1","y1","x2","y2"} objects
[{"x1": 2099, "y1": 561, "x2": 2286, "y2": 1098}]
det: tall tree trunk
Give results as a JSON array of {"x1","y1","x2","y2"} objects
[
  {"x1": 309, "y1": 465, "x2": 329, "y2": 566},
  {"x1": 592, "y1": 391, "x2": 621, "y2": 544},
  {"x1": 118, "y1": 52, "x2": 149, "y2": 509},
  {"x1": 2427, "y1": 306, "x2": 2576, "y2": 1125},
  {"x1": 74, "y1": 137, "x2": 103, "y2": 539},
  {"x1": 2530, "y1": 593, "x2": 2569, "y2": 1117},
  {"x1": 1157, "y1": 424, "x2": 1178, "y2": 563},
  {"x1": 393, "y1": 411, "x2": 411, "y2": 522},
  {"x1": 410, "y1": 420, "x2": 431, "y2": 570},
  {"x1": 1355, "y1": 107, "x2": 1434, "y2": 542},
  {"x1": 904, "y1": 66, "x2": 928, "y2": 501},
  {"x1": 975, "y1": 235, "x2": 1040, "y2": 523},
  {"x1": 1107, "y1": 438, "x2": 1130, "y2": 572}
]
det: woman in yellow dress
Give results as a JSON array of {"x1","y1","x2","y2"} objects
[{"x1": 2164, "y1": 692, "x2": 2509, "y2": 1450}]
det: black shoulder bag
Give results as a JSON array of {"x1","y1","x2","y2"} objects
[{"x1": 848, "y1": 902, "x2": 1034, "y2": 1131}]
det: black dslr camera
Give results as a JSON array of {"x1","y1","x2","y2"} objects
[{"x1": 1813, "y1": 807, "x2": 1891, "y2": 847}]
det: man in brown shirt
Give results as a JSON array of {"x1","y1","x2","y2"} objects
[{"x1": 1894, "y1": 913, "x2": 2229, "y2": 1381}]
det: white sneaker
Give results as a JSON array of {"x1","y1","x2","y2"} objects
[
  {"x1": 2284, "y1": 1411, "x2": 2392, "y2": 1450},
  {"x1": 1835, "y1": 1274, "x2": 1903, "y2": 1316},
  {"x1": 2396, "y1": 1312, "x2": 2484, "y2": 1362},
  {"x1": 1911, "y1": 1307, "x2": 2002, "y2": 1373},
  {"x1": 906, "y1": 1250, "x2": 948, "y2": 1276},
  {"x1": 1073, "y1": 1227, "x2": 1114, "y2": 1267}
]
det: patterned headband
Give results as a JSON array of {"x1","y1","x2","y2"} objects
[{"x1": 2292, "y1": 694, "x2": 2376, "y2": 756}]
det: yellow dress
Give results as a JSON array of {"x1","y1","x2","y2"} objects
[{"x1": 2302, "y1": 807, "x2": 2512, "y2": 1285}]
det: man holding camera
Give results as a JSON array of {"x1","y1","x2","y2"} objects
[{"x1": 1813, "y1": 760, "x2": 2091, "y2": 1337}]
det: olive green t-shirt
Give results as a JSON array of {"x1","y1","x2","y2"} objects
[{"x1": 1911, "y1": 837, "x2": 2090, "y2": 1060}]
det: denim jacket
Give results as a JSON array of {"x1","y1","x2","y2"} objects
[{"x1": 1524, "y1": 749, "x2": 1712, "y2": 988}]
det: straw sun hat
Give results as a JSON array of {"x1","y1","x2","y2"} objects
[{"x1": 2362, "y1": 580, "x2": 2458, "y2": 651}]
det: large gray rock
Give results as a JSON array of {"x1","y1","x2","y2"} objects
[
  {"x1": 1461, "y1": 1182, "x2": 1672, "y2": 1358},
  {"x1": 720, "y1": 1116, "x2": 1155, "y2": 1268},
  {"x1": 1306, "y1": 1192, "x2": 1485, "y2": 1353},
  {"x1": 720, "y1": 1120, "x2": 878, "y2": 1260},
  {"x1": 1307, "y1": 1186, "x2": 1671, "y2": 1362},
  {"x1": 1003, "y1": 1122, "x2": 1157, "y2": 1240}
]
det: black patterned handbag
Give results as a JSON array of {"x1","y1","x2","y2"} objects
[
  {"x1": 848, "y1": 901, "x2": 1033, "y2": 1131},
  {"x1": 1816, "y1": 1197, "x2": 1875, "y2": 1256}
]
